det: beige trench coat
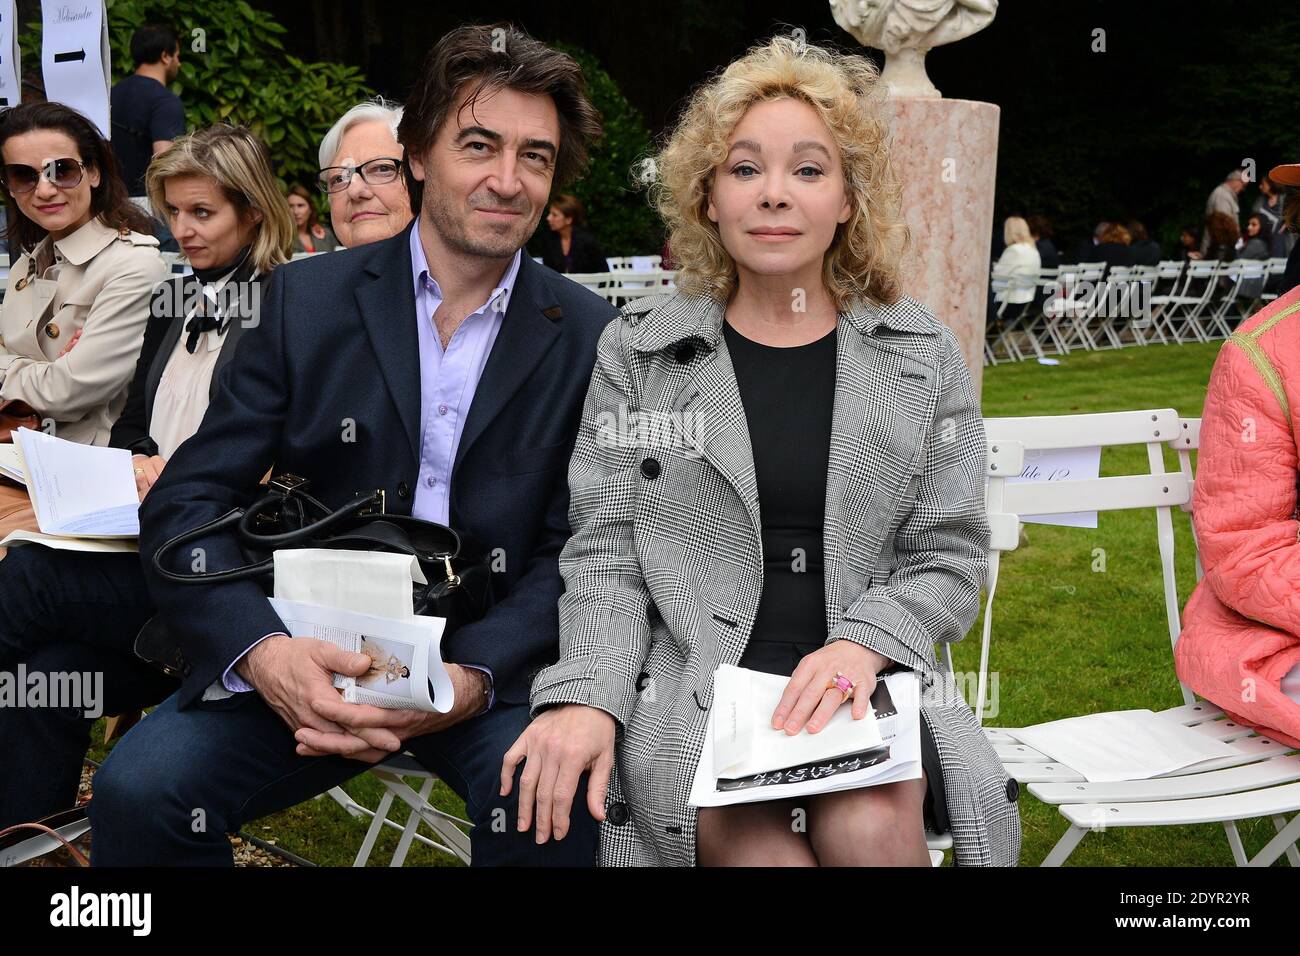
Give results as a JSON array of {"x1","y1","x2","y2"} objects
[{"x1": 0, "y1": 216, "x2": 167, "y2": 445}]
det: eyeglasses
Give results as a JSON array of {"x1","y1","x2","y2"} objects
[
  {"x1": 1, "y1": 158, "x2": 87, "y2": 194},
  {"x1": 316, "y1": 157, "x2": 403, "y2": 194}
]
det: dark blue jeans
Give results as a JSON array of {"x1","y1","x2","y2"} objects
[
  {"x1": 0, "y1": 547, "x2": 177, "y2": 830},
  {"x1": 88, "y1": 685, "x2": 600, "y2": 867}
]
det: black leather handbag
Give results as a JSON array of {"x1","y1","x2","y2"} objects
[{"x1": 134, "y1": 473, "x2": 492, "y2": 679}]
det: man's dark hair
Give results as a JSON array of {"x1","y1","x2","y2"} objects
[
  {"x1": 131, "y1": 24, "x2": 179, "y2": 67},
  {"x1": 397, "y1": 23, "x2": 603, "y2": 215}
]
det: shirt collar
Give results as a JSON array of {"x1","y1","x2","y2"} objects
[
  {"x1": 52, "y1": 217, "x2": 123, "y2": 266},
  {"x1": 409, "y1": 220, "x2": 521, "y2": 318}
]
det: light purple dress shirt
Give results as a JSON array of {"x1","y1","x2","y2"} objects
[{"x1": 219, "y1": 225, "x2": 521, "y2": 705}]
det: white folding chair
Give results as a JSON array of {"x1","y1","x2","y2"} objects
[
  {"x1": 1261, "y1": 258, "x2": 1289, "y2": 303},
  {"x1": 324, "y1": 754, "x2": 472, "y2": 867},
  {"x1": 1151, "y1": 260, "x2": 1219, "y2": 343},
  {"x1": 979, "y1": 410, "x2": 1300, "y2": 866}
]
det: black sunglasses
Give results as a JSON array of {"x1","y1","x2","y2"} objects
[{"x1": 1, "y1": 158, "x2": 87, "y2": 194}]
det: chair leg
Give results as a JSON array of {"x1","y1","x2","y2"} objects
[
  {"x1": 390, "y1": 776, "x2": 436, "y2": 867},
  {"x1": 1041, "y1": 823, "x2": 1089, "y2": 867},
  {"x1": 1222, "y1": 820, "x2": 1248, "y2": 865},
  {"x1": 1247, "y1": 813, "x2": 1300, "y2": 867},
  {"x1": 352, "y1": 788, "x2": 396, "y2": 867}
]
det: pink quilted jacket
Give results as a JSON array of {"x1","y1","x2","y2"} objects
[{"x1": 1176, "y1": 286, "x2": 1300, "y2": 748}]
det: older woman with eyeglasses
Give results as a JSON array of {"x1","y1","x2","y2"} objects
[
  {"x1": 316, "y1": 97, "x2": 413, "y2": 247},
  {"x1": 0, "y1": 101, "x2": 168, "y2": 447}
]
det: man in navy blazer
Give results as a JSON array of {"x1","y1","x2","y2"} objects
[{"x1": 89, "y1": 25, "x2": 616, "y2": 866}]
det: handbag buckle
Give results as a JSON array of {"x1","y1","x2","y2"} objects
[
  {"x1": 269, "y1": 473, "x2": 310, "y2": 495},
  {"x1": 443, "y1": 555, "x2": 460, "y2": 588},
  {"x1": 357, "y1": 488, "x2": 386, "y2": 516}
]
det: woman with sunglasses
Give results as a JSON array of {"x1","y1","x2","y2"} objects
[
  {"x1": 0, "y1": 124, "x2": 293, "y2": 834},
  {"x1": 0, "y1": 102, "x2": 168, "y2": 447}
]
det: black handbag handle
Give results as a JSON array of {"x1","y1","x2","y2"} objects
[
  {"x1": 236, "y1": 486, "x2": 380, "y2": 548},
  {"x1": 152, "y1": 507, "x2": 257, "y2": 584}
]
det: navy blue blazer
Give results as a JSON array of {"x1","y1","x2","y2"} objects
[{"x1": 138, "y1": 221, "x2": 617, "y2": 708}]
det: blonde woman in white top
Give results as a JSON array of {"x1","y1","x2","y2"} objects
[{"x1": 992, "y1": 215, "x2": 1041, "y2": 305}]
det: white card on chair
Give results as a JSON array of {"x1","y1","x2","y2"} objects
[{"x1": 1009, "y1": 709, "x2": 1240, "y2": 782}]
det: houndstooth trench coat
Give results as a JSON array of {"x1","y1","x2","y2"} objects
[{"x1": 530, "y1": 290, "x2": 1021, "y2": 866}]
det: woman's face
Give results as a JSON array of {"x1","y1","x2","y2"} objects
[
  {"x1": 162, "y1": 173, "x2": 260, "y2": 270},
  {"x1": 2, "y1": 129, "x2": 99, "y2": 240},
  {"x1": 287, "y1": 193, "x2": 311, "y2": 227},
  {"x1": 707, "y1": 97, "x2": 851, "y2": 286},
  {"x1": 327, "y1": 120, "x2": 412, "y2": 248},
  {"x1": 546, "y1": 205, "x2": 572, "y2": 232},
  {"x1": 1180, "y1": 230, "x2": 1195, "y2": 248},
  {"x1": 1247, "y1": 217, "x2": 1261, "y2": 237}
]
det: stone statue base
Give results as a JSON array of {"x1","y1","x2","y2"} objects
[{"x1": 884, "y1": 96, "x2": 999, "y2": 390}]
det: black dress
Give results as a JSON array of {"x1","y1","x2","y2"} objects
[{"x1": 723, "y1": 318, "x2": 949, "y2": 834}]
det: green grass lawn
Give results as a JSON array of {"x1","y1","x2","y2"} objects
[{"x1": 92, "y1": 339, "x2": 1282, "y2": 866}]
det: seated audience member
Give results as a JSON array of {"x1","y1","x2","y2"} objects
[
  {"x1": 1026, "y1": 214, "x2": 1059, "y2": 269},
  {"x1": 539, "y1": 193, "x2": 607, "y2": 273},
  {"x1": 987, "y1": 215, "x2": 1040, "y2": 327},
  {"x1": 0, "y1": 125, "x2": 293, "y2": 831},
  {"x1": 1071, "y1": 220, "x2": 1108, "y2": 263},
  {"x1": 1239, "y1": 214, "x2": 1271, "y2": 260},
  {"x1": 1092, "y1": 222, "x2": 1135, "y2": 272},
  {"x1": 505, "y1": 35, "x2": 1018, "y2": 867},
  {"x1": 316, "y1": 97, "x2": 413, "y2": 248},
  {"x1": 287, "y1": 184, "x2": 338, "y2": 254},
  {"x1": 1176, "y1": 220, "x2": 1300, "y2": 743},
  {"x1": 0, "y1": 102, "x2": 167, "y2": 446},
  {"x1": 1193, "y1": 211, "x2": 1239, "y2": 263},
  {"x1": 85, "y1": 25, "x2": 616, "y2": 868},
  {"x1": 1178, "y1": 226, "x2": 1200, "y2": 262},
  {"x1": 1125, "y1": 220, "x2": 1162, "y2": 266}
]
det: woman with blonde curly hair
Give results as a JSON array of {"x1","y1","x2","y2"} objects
[{"x1": 503, "y1": 36, "x2": 1019, "y2": 867}]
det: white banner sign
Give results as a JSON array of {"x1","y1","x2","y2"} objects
[
  {"x1": 40, "y1": 0, "x2": 111, "y2": 137},
  {"x1": 0, "y1": 0, "x2": 19, "y2": 108}
]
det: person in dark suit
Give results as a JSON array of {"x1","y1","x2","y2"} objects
[
  {"x1": 1125, "y1": 220, "x2": 1163, "y2": 266},
  {"x1": 1027, "y1": 214, "x2": 1059, "y2": 269},
  {"x1": 539, "y1": 192, "x2": 608, "y2": 273},
  {"x1": 87, "y1": 25, "x2": 616, "y2": 867},
  {"x1": 0, "y1": 125, "x2": 294, "y2": 831}
]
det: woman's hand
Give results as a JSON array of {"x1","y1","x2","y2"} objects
[
  {"x1": 500, "y1": 703, "x2": 615, "y2": 843},
  {"x1": 58, "y1": 329, "x2": 82, "y2": 357},
  {"x1": 772, "y1": 639, "x2": 894, "y2": 735},
  {"x1": 131, "y1": 454, "x2": 167, "y2": 500}
]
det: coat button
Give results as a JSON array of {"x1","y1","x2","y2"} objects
[
  {"x1": 44, "y1": 323, "x2": 60, "y2": 339},
  {"x1": 396, "y1": 481, "x2": 410, "y2": 499},
  {"x1": 607, "y1": 801, "x2": 630, "y2": 826},
  {"x1": 1005, "y1": 778, "x2": 1020, "y2": 802},
  {"x1": 640, "y1": 457, "x2": 660, "y2": 479},
  {"x1": 675, "y1": 341, "x2": 695, "y2": 364}
]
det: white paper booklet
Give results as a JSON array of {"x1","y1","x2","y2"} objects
[
  {"x1": 690, "y1": 667, "x2": 922, "y2": 807},
  {"x1": 1007, "y1": 709, "x2": 1241, "y2": 783},
  {"x1": 0, "y1": 444, "x2": 24, "y2": 485},
  {"x1": 0, "y1": 528, "x2": 138, "y2": 554},
  {"x1": 268, "y1": 597, "x2": 454, "y2": 713},
  {"x1": 14, "y1": 427, "x2": 138, "y2": 537}
]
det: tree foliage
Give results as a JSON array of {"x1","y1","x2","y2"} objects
[{"x1": 21, "y1": 0, "x2": 374, "y2": 197}]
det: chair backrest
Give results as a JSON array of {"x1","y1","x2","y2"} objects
[
  {"x1": 1267, "y1": 257, "x2": 1289, "y2": 275},
  {"x1": 977, "y1": 408, "x2": 1195, "y2": 721}
]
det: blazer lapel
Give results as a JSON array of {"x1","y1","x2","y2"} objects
[
  {"x1": 354, "y1": 225, "x2": 422, "y2": 462},
  {"x1": 453, "y1": 255, "x2": 561, "y2": 473}
]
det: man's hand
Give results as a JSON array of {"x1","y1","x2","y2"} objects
[
  {"x1": 293, "y1": 664, "x2": 490, "y2": 764},
  {"x1": 237, "y1": 635, "x2": 378, "y2": 754},
  {"x1": 500, "y1": 704, "x2": 615, "y2": 844},
  {"x1": 131, "y1": 454, "x2": 167, "y2": 501},
  {"x1": 771, "y1": 640, "x2": 894, "y2": 735}
]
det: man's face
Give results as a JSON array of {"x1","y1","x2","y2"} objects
[
  {"x1": 407, "y1": 81, "x2": 561, "y2": 261},
  {"x1": 164, "y1": 45, "x2": 182, "y2": 84}
]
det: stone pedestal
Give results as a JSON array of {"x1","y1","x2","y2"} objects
[{"x1": 884, "y1": 96, "x2": 999, "y2": 391}]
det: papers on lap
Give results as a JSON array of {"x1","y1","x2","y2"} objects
[
  {"x1": 13, "y1": 428, "x2": 139, "y2": 538},
  {"x1": 689, "y1": 665, "x2": 922, "y2": 806},
  {"x1": 0, "y1": 528, "x2": 138, "y2": 554},
  {"x1": 0, "y1": 444, "x2": 24, "y2": 485}
]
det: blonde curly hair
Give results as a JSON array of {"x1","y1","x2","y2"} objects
[{"x1": 645, "y1": 35, "x2": 909, "y2": 309}]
